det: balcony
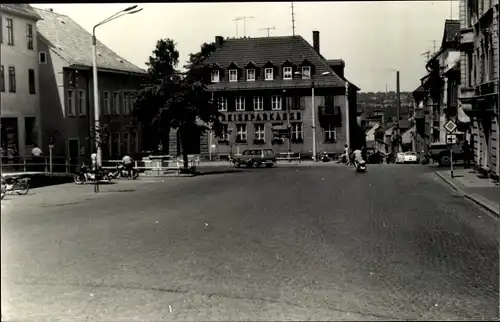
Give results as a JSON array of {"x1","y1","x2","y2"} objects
[{"x1": 459, "y1": 86, "x2": 497, "y2": 116}]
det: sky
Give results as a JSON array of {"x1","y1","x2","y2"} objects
[{"x1": 33, "y1": 1, "x2": 460, "y2": 93}]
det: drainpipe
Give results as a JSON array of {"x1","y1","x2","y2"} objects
[{"x1": 496, "y1": 2, "x2": 500, "y2": 177}]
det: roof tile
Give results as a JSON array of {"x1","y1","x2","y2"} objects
[
  {"x1": 34, "y1": 8, "x2": 146, "y2": 74},
  {"x1": 205, "y1": 35, "x2": 348, "y2": 90}
]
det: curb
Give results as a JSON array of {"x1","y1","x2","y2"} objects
[{"x1": 435, "y1": 171, "x2": 499, "y2": 218}]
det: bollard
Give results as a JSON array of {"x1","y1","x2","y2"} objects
[
  {"x1": 44, "y1": 157, "x2": 48, "y2": 172},
  {"x1": 23, "y1": 158, "x2": 27, "y2": 172},
  {"x1": 66, "y1": 158, "x2": 70, "y2": 173}
]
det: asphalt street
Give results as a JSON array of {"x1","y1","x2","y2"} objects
[{"x1": 1, "y1": 164, "x2": 499, "y2": 321}]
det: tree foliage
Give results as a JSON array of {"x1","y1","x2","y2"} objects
[{"x1": 132, "y1": 38, "x2": 223, "y2": 169}]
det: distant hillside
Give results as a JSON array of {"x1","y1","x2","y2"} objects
[{"x1": 357, "y1": 91, "x2": 414, "y2": 123}]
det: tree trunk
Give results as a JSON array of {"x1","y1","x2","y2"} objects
[{"x1": 179, "y1": 127, "x2": 189, "y2": 169}]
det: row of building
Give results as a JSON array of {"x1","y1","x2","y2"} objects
[
  {"x1": 1, "y1": 4, "x2": 146, "y2": 162},
  {"x1": 168, "y1": 32, "x2": 360, "y2": 159},
  {"x1": 411, "y1": 0, "x2": 499, "y2": 178},
  {"x1": 1, "y1": 4, "x2": 360, "y2": 163}
]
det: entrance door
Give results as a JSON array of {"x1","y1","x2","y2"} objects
[{"x1": 68, "y1": 138, "x2": 80, "y2": 173}]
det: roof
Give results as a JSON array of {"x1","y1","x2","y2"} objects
[
  {"x1": 442, "y1": 20, "x2": 460, "y2": 45},
  {"x1": 0, "y1": 4, "x2": 42, "y2": 20},
  {"x1": 34, "y1": 8, "x2": 146, "y2": 75},
  {"x1": 205, "y1": 35, "x2": 347, "y2": 91}
]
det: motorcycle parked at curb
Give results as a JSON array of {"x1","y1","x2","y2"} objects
[
  {"x1": 74, "y1": 165, "x2": 110, "y2": 184},
  {"x1": 354, "y1": 160, "x2": 367, "y2": 173},
  {"x1": 108, "y1": 163, "x2": 139, "y2": 180},
  {"x1": 1, "y1": 176, "x2": 30, "y2": 199}
]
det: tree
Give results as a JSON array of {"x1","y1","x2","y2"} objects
[
  {"x1": 132, "y1": 38, "x2": 180, "y2": 154},
  {"x1": 133, "y1": 39, "x2": 223, "y2": 170}
]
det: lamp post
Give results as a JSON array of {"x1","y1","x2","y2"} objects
[
  {"x1": 294, "y1": 71, "x2": 332, "y2": 161},
  {"x1": 92, "y1": 5, "x2": 143, "y2": 168}
]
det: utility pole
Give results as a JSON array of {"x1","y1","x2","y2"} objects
[
  {"x1": 234, "y1": 16, "x2": 254, "y2": 37},
  {"x1": 396, "y1": 70, "x2": 401, "y2": 153},
  {"x1": 258, "y1": 26, "x2": 275, "y2": 37}
]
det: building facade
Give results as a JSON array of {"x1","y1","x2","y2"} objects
[
  {"x1": 0, "y1": 4, "x2": 42, "y2": 158},
  {"x1": 168, "y1": 31, "x2": 360, "y2": 160},
  {"x1": 34, "y1": 8, "x2": 147, "y2": 162},
  {"x1": 413, "y1": 20, "x2": 472, "y2": 159},
  {"x1": 458, "y1": 0, "x2": 499, "y2": 177}
]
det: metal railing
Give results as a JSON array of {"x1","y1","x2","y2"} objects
[
  {"x1": 1, "y1": 156, "x2": 77, "y2": 175},
  {"x1": 276, "y1": 152, "x2": 301, "y2": 162}
]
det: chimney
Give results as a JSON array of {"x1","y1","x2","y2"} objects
[
  {"x1": 215, "y1": 36, "x2": 224, "y2": 47},
  {"x1": 312, "y1": 31, "x2": 320, "y2": 54}
]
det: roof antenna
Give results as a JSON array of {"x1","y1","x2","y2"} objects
[
  {"x1": 291, "y1": 1, "x2": 296, "y2": 36},
  {"x1": 259, "y1": 26, "x2": 275, "y2": 37},
  {"x1": 234, "y1": 16, "x2": 254, "y2": 38},
  {"x1": 421, "y1": 51, "x2": 431, "y2": 63},
  {"x1": 232, "y1": 17, "x2": 241, "y2": 38}
]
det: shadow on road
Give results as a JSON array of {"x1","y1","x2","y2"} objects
[{"x1": 196, "y1": 169, "x2": 247, "y2": 176}]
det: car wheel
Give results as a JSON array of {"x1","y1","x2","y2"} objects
[
  {"x1": 266, "y1": 163, "x2": 273, "y2": 168},
  {"x1": 439, "y1": 154, "x2": 451, "y2": 166},
  {"x1": 251, "y1": 161, "x2": 259, "y2": 168},
  {"x1": 234, "y1": 162, "x2": 240, "y2": 168}
]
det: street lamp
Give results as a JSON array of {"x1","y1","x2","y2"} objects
[
  {"x1": 92, "y1": 5, "x2": 143, "y2": 168},
  {"x1": 294, "y1": 71, "x2": 335, "y2": 161}
]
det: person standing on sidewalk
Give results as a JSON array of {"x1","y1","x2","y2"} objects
[{"x1": 31, "y1": 144, "x2": 43, "y2": 171}]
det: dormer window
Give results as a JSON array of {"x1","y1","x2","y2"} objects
[
  {"x1": 283, "y1": 67, "x2": 293, "y2": 80},
  {"x1": 211, "y1": 70, "x2": 220, "y2": 83},
  {"x1": 301, "y1": 66, "x2": 311, "y2": 79},
  {"x1": 229, "y1": 69, "x2": 238, "y2": 82},
  {"x1": 246, "y1": 69, "x2": 255, "y2": 81},
  {"x1": 265, "y1": 68, "x2": 274, "y2": 80}
]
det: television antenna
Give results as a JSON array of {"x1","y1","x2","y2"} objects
[
  {"x1": 291, "y1": 1, "x2": 296, "y2": 36},
  {"x1": 259, "y1": 26, "x2": 275, "y2": 37},
  {"x1": 234, "y1": 16, "x2": 254, "y2": 37},
  {"x1": 421, "y1": 51, "x2": 431, "y2": 62}
]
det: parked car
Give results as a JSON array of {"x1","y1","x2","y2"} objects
[
  {"x1": 232, "y1": 149, "x2": 277, "y2": 168},
  {"x1": 395, "y1": 152, "x2": 406, "y2": 164},
  {"x1": 403, "y1": 152, "x2": 418, "y2": 163},
  {"x1": 429, "y1": 143, "x2": 464, "y2": 166}
]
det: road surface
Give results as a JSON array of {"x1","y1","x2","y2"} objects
[{"x1": 2, "y1": 164, "x2": 498, "y2": 321}]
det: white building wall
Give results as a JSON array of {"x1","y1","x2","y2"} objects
[{"x1": 0, "y1": 7, "x2": 41, "y2": 157}]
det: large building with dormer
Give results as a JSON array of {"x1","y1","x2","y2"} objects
[{"x1": 169, "y1": 31, "x2": 360, "y2": 159}]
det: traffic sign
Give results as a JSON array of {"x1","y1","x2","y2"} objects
[
  {"x1": 444, "y1": 120, "x2": 457, "y2": 133},
  {"x1": 48, "y1": 144, "x2": 54, "y2": 149},
  {"x1": 446, "y1": 134, "x2": 457, "y2": 144}
]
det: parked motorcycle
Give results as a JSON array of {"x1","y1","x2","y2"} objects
[
  {"x1": 108, "y1": 163, "x2": 139, "y2": 180},
  {"x1": 1, "y1": 176, "x2": 30, "y2": 199},
  {"x1": 354, "y1": 160, "x2": 367, "y2": 173},
  {"x1": 320, "y1": 152, "x2": 330, "y2": 162},
  {"x1": 74, "y1": 165, "x2": 110, "y2": 184}
]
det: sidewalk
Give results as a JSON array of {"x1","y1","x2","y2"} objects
[{"x1": 435, "y1": 168, "x2": 500, "y2": 217}]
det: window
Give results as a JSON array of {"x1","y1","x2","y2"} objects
[
  {"x1": 253, "y1": 96, "x2": 263, "y2": 111},
  {"x1": 26, "y1": 24, "x2": 33, "y2": 50},
  {"x1": 6, "y1": 18, "x2": 14, "y2": 45},
  {"x1": 467, "y1": 51, "x2": 473, "y2": 87},
  {"x1": 8, "y1": 67, "x2": 16, "y2": 92},
  {"x1": 271, "y1": 95, "x2": 282, "y2": 110},
  {"x1": 28, "y1": 69, "x2": 35, "y2": 94},
  {"x1": 39, "y1": 52, "x2": 47, "y2": 64},
  {"x1": 122, "y1": 92, "x2": 129, "y2": 114},
  {"x1": 291, "y1": 123, "x2": 303, "y2": 142},
  {"x1": 220, "y1": 124, "x2": 229, "y2": 142},
  {"x1": 229, "y1": 69, "x2": 238, "y2": 82},
  {"x1": 236, "y1": 124, "x2": 247, "y2": 143},
  {"x1": 24, "y1": 117, "x2": 37, "y2": 146},
  {"x1": 283, "y1": 67, "x2": 293, "y2": 80},
  {"x1": 0, "y1": 66, "x2": 4, "y2": 92},
  {"x1": 235, "y1": 96, "x2": 245, "y2": 111},
  {"x1": 78, "y1": 90, "x2": 86, "y2": 115},
  {"x1": 265, "y1": 68, "x2": 274, "y2": 80},
  {"x1": 218, "y1": 96, "x2": 227, "y2": 111},
  {"x1": 121, "y1": 132, "x2": 129, "y2": 154},
  {"x1": 113, "y1": 91, "x2": 120, "y2": 114},
  {"x1": 211, "y1": 70, "x2": 220, "y2": 82},
  {"x1": 324, "y1": 124, "x2": 336, "y2": 142},
  {"x1": 246, "y1": 69, "x2": 255, "y2": 81},
  {"x1": 131, "y1": 130, "x2": 138, "y2": 153},
  {"x1": 488, "y1": 41, "x2": 494, "y2": 81},
  {"x1": 103, "y1": 91, "x2": 110, "y2": 114},
  {"x1": 284, "y1": 96, "x2": 293, "y2": 111},
  {"x1": 67, "y1": 89, "x2": 76, "y2": 116},
  {"x1": 127, "y1": 91, "x2": 134, "y2": 114},
  {"x1": 301, "y1": 66, "x2": 311, "y2": 79},
  {"x1": 254, "y1": 124, "x2": 265, "y2": 141}
]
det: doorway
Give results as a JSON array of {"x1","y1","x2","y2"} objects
[{"x1": 68, "y1": 138, "x2": 80, "y2": 173}]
